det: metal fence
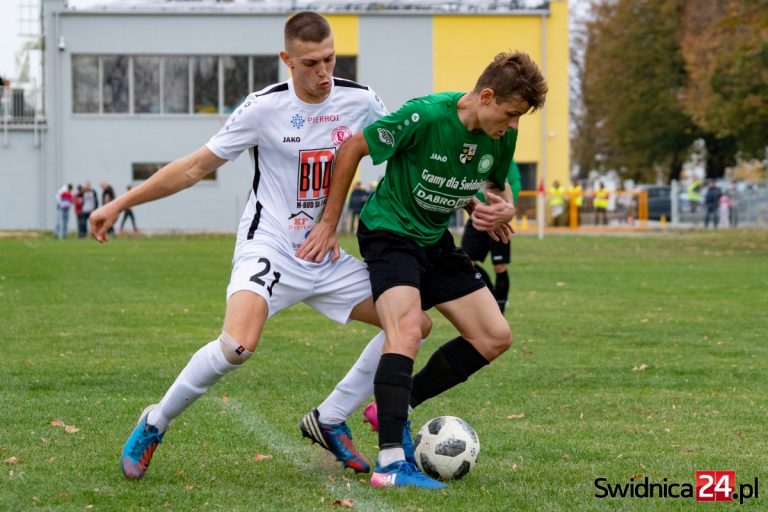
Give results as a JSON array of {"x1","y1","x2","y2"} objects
[
  {"x1": 452, "y1": 181, "x2": 768, "y2": 235},
  {"x1": 1, "y1": 84, "x2": 45, "y2": 146}
]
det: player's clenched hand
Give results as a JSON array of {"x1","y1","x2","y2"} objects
[
  {"x1": 471, "y1": 192, "x2": 515, "y2": 231},
  {"x1": 90, "y1": 204, "x2": 121, "y2": 243},
  {"x1": 487, "y1": 222, "x2": 515, "y2": 244},
  {"x1": 296, "y1": 221, "x2": 341, "y2": 263}
]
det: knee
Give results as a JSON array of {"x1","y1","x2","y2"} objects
[
  {"x1": 219, "y1": 331, "x2": 254, "y2": 365},
  {"x1": 483, "y1": 324, "x2": 513, "y2": 360},
  {"x1": 493, "y1": 263, "x2": 507, "y2": 273},
  {"x1": 419, "y1": 313, "x2": 433, "y2": 339}
]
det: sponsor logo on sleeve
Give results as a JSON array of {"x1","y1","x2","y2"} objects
[{"x1": 377, "y1": 128, "x2": 395, "y2": 146}]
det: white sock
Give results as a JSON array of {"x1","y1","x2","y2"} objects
[
  {"x1": 378, "y1": 447, "x2": 405, "y2": 468},
  {"x1": 147, "y1": 339, "x2": 240, "y2": 432},
  {"x1": 317, "y1": 331, "x2": 385, "y2": 424}
]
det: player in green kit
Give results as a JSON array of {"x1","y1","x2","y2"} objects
[
  {"x1": 461, "y1": 160, "x2": 522, "y2": 313},
  {"x1": 297, "y1": 51, "x2": 547, "y2": 488}
]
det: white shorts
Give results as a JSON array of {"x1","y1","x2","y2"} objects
[{"x1": 227, "y1": 232, "x2": 372, "y2": 324}]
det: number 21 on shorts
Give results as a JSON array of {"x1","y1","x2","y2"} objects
[{"x1": 696, "y1": 471, "x2": 735, "y2": 502}]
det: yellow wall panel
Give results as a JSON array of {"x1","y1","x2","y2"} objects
[{"x1": 325, "y1": 15, "x2": 359, "y2": 55}]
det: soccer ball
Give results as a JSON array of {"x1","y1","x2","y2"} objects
[{"x1": 413, "y1": 416, "x2": 480, "y2": 480}]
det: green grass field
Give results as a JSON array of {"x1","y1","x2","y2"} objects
[{"x1": 1, "y1": 230, "x2": 766, "y2": 511}]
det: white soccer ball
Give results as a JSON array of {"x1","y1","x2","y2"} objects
[{"x1": 413, "y1": 416, "x2": 480, "y2": 480}]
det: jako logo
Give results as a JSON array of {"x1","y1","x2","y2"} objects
[{"x1": 430, "y1": 153, "x2": 447, "y2": 162}]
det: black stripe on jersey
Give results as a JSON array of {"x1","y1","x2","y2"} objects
[
  {"x1": 247, "y1": 145, "x2": 262, "y2": 240},
  {"x1": 247, "y1": 201, "x2": 263, "y2": 240},
  {"x1": 333, "y1": 77, "x2": 369, "y2": 90},
  {"x1": 253, "y1": 82, "x2": 289, "y2": 97}
]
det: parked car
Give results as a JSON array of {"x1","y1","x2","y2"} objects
[{"x1": 635, "y1": 185, "x2": 671, "y2": 221}]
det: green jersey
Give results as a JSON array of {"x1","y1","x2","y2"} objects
[
  {"x1": 361, "y1": 92, "x2": 517, "y2": 246},
  {"x1": 475, "y1": 160, "x2": 521, "y2": 204}
]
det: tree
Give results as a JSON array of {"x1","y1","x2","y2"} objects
[
  {"x1": 574, "y1": 0, "x2": 698, "y2": 182},
  {"x1": 680, "y1": 0, "x2": 768, "y2": 163}
]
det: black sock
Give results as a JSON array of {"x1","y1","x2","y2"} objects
[
  {"x1": 474, "y1": 265, "x2": 493, "y2": 292},
  {"x1": 374, "y1": 353, "x2": 414, "y2": 449},
  {"x1": 410, "y1": 337, "x2": 489, "y2": 409},
  {"x1": 494, "y1": 270, "x2": 509, "y2": 313}
]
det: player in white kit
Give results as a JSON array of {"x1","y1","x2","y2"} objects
[{"x1": 89, "y1": 12, "x2": 429, "y2": 479}]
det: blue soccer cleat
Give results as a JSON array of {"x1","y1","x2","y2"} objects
[
  {"x1": 121, "y1": 404, "x2": 165, "y2": 479},
  {"x1": 362, "y1": 402, "x2": 416, "y2": 465},
  {"x1": 300, "y1": 409, "x2": 370, "y2": 473},
  {"x1": 401, "y1": 419, "x2": 416, "y2": 465},
  {"x1": 370, "y1": 460, "x2": 446, "y2": 489}
]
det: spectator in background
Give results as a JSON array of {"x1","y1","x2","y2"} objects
[
  {"x1": 593, "y1": 181, "x2": 609, "y2": 225},
  {"x1": 687, "y1": 177, "x2": 702, "y2": 213},
  {"x1": 346, "y1": 181, "x2": 370, "y2": 234},
  {"x1": 119, "y1": 185, "x2": 139, "y2": 234},
  {"x1": 549, "y1": 179, "x2": 566, "y2": 227},
  {"x1": 718, "y1": 191, "x2": 732, "y2": 228},
  {"x1": 79, "y1": 181, "x2": 99, "y2": 238},
  {"x1": 567, "y1": 179, "x2": 583, "y2": 227},
  {"x1": 704, "y1": 180, "x2": 723, "y2": 228},
  {"x1": 55, "y1": 184, "x2": 74, "y2": 239},
  {"x1": 74, "y1": 185, "x2": 86, "y2": 237}
]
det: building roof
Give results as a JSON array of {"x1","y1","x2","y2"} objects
[{"x1": 67, "y1": 0, "x2": 550, "y2": 15}]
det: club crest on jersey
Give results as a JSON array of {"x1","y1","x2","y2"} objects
[
  {"x1": 459, "y1": 144, "x2": 477, "y2": 164},
  {"x1": 332, "y1": 126, "x2": 353, "y2": 146},
  {"x1": 478, "y1": 154, "x2": 494, "y2": 174},
  {"x1": 290, "y1": 114, "x2": 305, "y2": 130}
]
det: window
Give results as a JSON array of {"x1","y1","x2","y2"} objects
[
  {"x1": 335, "y1": 56, "x2": 357, "y2": 81},
  {"x1": 134, "y1": 56, "x2": 161, "y2": 113},
  {"x1": 102, "y1": 56, "x2": 129, "y2": 113},
  {"x1": 193, "y1": 56, "x2": 219, "y2": 114},
  {"x1": 252, "y1": 55, "x2": 279, "y2": 92},
  {"x1": 72, "y1": 54, "x2": 279, "y2": 115},
  {"x1": 223, "y1": 56, "x2": 249, "y2": 113},
  {"x1": 73, "y1": 55, "x2": 99, "y2": 113},
  {"x1": 164, "y1": 56, "x2": 189, "y2": 114}
]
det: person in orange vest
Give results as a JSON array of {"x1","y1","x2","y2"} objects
[
  {"x1": 549, "y1": 179, "x2": 567, "y2": 226},
  {"x1": 567, "y1": 179, "x2": 583, "y2": 227},
  {"x1": 594, "y1": 181, "x2": 609, "y2": 225}
]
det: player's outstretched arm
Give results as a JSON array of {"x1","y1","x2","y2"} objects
[
  {"x1": 90, "y1": 146, "x2": 227, "y2": 242},
  {"x1": 296, "y1": 132, "x2": 370, "y2": 262}
]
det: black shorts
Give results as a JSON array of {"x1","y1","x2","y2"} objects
[
  {"x1": 357, "y1": 221, "x2": 486, "y2": 310},
  {"x1": 460, "y1": 219, "x2": 511, "y2": 264}
]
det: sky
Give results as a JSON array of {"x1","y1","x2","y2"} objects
[{"x1": 0, "y1": 1, "x2": 21, "y2": 79}]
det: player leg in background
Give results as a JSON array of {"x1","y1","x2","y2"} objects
[
  {"x1": 489, "y1": 237, "x2": 511, "y2": 314},
  {"x1": 120, "y1": 290, "x2": 265, "y2": 479},
  {"x1": 460, "y1": 217, "x2": 494, "y2": 294}
]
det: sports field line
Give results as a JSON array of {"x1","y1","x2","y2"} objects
[{"x1": 222, "y1": 398, "x2": 401, "y2": 512}]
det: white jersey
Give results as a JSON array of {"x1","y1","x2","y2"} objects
[{"x1": 207, "y1": 77, "x2": 388, "y2": 251}]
